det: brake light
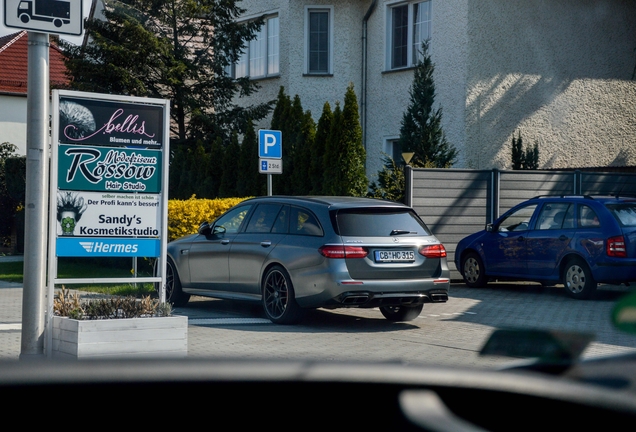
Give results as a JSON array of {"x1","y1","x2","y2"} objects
[
  {"x1": 419, "y1": 244, "x2": 447, "y2": 258},
  {"x1": 319, "y1": 245, "x2": 368, "y2": 259},
  {"x1": 607, "y1": 236, "x2": 627, "y2": 258}
]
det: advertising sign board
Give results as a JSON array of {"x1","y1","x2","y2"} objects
[
  {"x1": 49, "y1": 90, "x2": 169, "y2": 274},
  {"x1": 57, "y1": 145, "x2": 162, "y2": 193}
]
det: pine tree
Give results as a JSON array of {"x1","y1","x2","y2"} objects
[
  {"x1": 219, "y1": 132, "x2": 240, "y2": 197},
  {"x1": 62, "y1": 0, "x2": 272, "y2": 145},
  {"x1": 323, "y1": 84, "x2": 367, "y2": 196},
  {"x1": 511, "y1": 132, "x2": 524, "y2": 170},
  {"x1": 368, "y1": 155, "x2": 405, "y2": 203},
  {"x1": 310, "y1": 102, "x2": 332, "y2": 194},
  {"x1": 270, "y1": 88, "x2": 292, "y2": 194},
  {"x1": 398, "y1": 42, "x2": 457, "y2": 168},
  {"x1": 323, "y1": 102, "x2": 343, "y2": 195},
  {"x1": 237, "y1": 121, "x2": 263, "y2": 196},
  {"x1": 511, "y1": 132, "x2": 540, "y2": 170},
  {"x1": 340, "y1": 84, "x2": 368, "y2": 196},
  {"x1": 203, "y1": 136, "x2": 225, "y2": 197},
  {"x1": 290, "y1": 110, "x2": 316, "y2": 195}
]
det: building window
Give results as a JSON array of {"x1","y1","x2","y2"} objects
[
  {"x1": 387, "y1": 1, "x2": 431, "y2": 70},
  {"x1": 230, "y1": 15, "x2": 279, "y2": 79},
  {"x1": 384, "y1": 139, "x2": 404, "y2": 165},
  {"x1": 305, "y1": 7, "x2": 333, "y2": 75}
]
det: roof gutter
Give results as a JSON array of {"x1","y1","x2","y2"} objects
[{"x1": 361, "y1": 0, "x2": 377, "y2": 172}]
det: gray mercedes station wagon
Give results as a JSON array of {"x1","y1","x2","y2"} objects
[{"x1": 162, "y1": 196, "x2": 450, "y2": 324}]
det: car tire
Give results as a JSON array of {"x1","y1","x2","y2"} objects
[
  {"x1": 563, "y1": 257, "x2": 597, "y2": 300},
  {"x1": 461, "y1": 252, "x2": 487, "y2": 288},
  {"x1": 379, "y1": 304, "x2": 424, "y2": 322},
  {"x1": 262, "y1": 265, "x2": 304, "y2": 324},
  {"x1": 156, "y1": 257, "x2": 191, "y2": 307}
]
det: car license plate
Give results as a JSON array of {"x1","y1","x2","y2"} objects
[{"x1": 375, "y1": 250, "x2": 415, "y2": 263}]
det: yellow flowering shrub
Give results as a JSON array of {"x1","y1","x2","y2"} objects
[{"x1": 167, "y1": 195, "x2": 251, "y2": 241}]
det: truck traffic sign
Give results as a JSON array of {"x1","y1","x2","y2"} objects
[{"x1": 4, "y1": 0, "x2": 83, "y2": 36}]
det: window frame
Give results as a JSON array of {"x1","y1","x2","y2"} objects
[
  {"x1": 386, "y1": 1, "x2": 432, "y2": 71},
  {"x1": 304, "y1": 6, "x2": 334, "y2": 75},
  {"x1": 496, "y1": 205, "x2": 537, "y2": 233},
  {"x1": 384, "y1": 137, "x2": 404, "y2": 166},
  {"x1": 228, "y1": 13, "x2": 280, "y2": 80}
]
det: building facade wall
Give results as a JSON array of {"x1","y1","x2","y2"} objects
[
  {"x1": 0, "y1": 94, "x2": 27, "y2": 155},
  {"x1": 363, "y1": 0, "x2": 469, "y2": 179},
  {"x1": 464, "y1": 0, "x2": 636, "y2": 170},
  {"x1": 235, "y1": 0, "x2": 636, "y2": 180},
  {"x1": 238, "y1": 0, "x2": 366, "y2": 132}
]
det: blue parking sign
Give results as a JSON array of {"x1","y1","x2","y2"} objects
[{"x1": 259, "y1": 130, "x2": 282, "y2": 159}]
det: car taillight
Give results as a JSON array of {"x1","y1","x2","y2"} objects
[
  {"x1": 607, "y1": 236, "x2": 627, "y2": 258},
  {"x1": 419, "y1": 244, "x2": 447, "y2": 258},
  {"x1": 319, "y1": 245, "x2": 368, "y2": 259}
]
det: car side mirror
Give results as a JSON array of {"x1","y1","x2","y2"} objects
[
  {"x1": 198, "y1": 222, "x2": 211, "y2": 236},
  {"x1": 486, "y1": 223, "x2": 494, "y2": 232}
]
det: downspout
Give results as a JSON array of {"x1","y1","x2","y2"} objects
[{"x1": 361, "y1": 0, "x2": 377, "y2": 172}]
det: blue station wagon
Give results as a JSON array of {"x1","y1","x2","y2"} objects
[{"x1": 455, "y1": 195, "x2": 636, "y2": 299}]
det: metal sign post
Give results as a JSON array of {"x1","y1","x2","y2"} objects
[
  {"x1": 4, "y1": 0, "x2": 84, "y2": 358},
  {"x1": 19, "y1": 31, "x2": 49, "y2": 359}
]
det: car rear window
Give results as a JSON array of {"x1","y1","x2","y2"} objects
[
  {"x1": 333, "y1": 208, "x2": 431, "y2": 237},
  {"x1": 606, "y1": 203, "x2": 636, "y2": 227}
]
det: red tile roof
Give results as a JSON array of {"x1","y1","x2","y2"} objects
[{"x1": 0, "y1": 31, "x2": 70, "y2": 95}]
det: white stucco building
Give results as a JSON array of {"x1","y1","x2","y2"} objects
[{"x1": 232, "y1": 0, "x2": 636, "y2": 178}]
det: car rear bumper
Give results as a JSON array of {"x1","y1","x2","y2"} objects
[
  {"x1": 593, "y1": 260, "x2": 636, "y2": 284},
  {"x1": 289, "y1": 256, "x2": 450, "y2": 309},
  {"x1": 293, "y1": 271, "x2": 450, "y2": 308},
  {"x1": 332, "y1": 288, "x2": 449, "y2": 308}
]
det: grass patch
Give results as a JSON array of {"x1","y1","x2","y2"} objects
[{"x1": 0, "y1": 257, "x2": 156, "y2": 297}]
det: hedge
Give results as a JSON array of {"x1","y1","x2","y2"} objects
[{"x1": 167, "y1": 195, "x2": 251, "y2": 241}]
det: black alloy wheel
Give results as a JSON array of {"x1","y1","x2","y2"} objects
[
  {"x1": 156, "y1": 257, "x2": 190, "y2": 307},
  {"x1": 262, "y1": 266, "x2": 303, "y2": 324}
]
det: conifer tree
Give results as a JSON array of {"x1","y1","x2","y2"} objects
[
  {"x1": 270, "y1": 88, "x2": 292, "y2": 194},
  {"x1": 511, "y1": 132, "x2": 524, "y2": 170},
  {"x1": 398, "y1": 42, "x2": 457, "y2": 168},
  {"x1": 203, "y1": 136, "x2": 225, "y2": 197},
  {"x1": 310, "y1": 102, "x2": 333, "y2": 194},
  {"x1": 323, "y1": 84, "x2": 367, "y2": 196},
  {"x1": 291, "y1": 110, "x2": 316, "y2": 195},
  {"x1": 238, "y1": 121, "x2": 263, "y2": 196},
  {"x1": 62, "y1": 0, "x2": 272, "y2": 146},
  {"x1": 219, "y1": 132, "x2": 240, "y2": 197},
  {"x1": 323, "y1": 102, "x2": 343, "y2": 195},
  {"x1": 511, "y1": 132, "x2": 539, "y2": 170},
  {"x1": 368, "y1": 155, "x2": 405, "y2": 203}
]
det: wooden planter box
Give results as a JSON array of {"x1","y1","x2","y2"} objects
[{"x1": 52, "y1": 315, "x2": 188, "y2": 359}]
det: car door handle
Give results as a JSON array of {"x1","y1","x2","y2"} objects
[
  {"x1": 559, "y1": 235, "x2": 568, "y2": 241},
  {"x1": 517, "y1": 236, "x2": 525, "y2": 241},
  {"x1": 261, "y1": 241, "x2": 272, "y2": 248},
  {"x1": 221, "y1": 239, "x2": 230, "y2": 245}
]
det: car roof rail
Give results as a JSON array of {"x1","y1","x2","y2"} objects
[
  {"x1": 532, "y1": 195, "x2": 592, "y2": 199},
  {"x1": 594, "y1": 193, "x2": 636, "y2": 200}
]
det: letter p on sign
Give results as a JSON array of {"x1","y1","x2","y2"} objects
[{"x1": 258, "y1": 130, "x2": 282, "y2": 159}]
